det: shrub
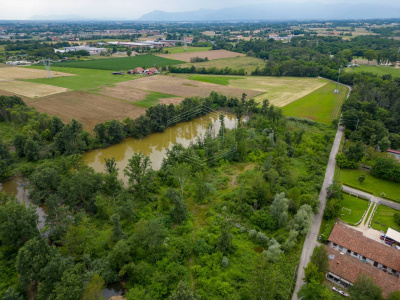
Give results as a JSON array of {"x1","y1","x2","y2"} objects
[{"x1": 249, "y1": 229, "x2": 257, "y2": 240}]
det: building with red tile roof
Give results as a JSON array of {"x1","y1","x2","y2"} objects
[
  {"x1": 328, "y1": 223, "x2": 400, "y2": 277},
  {"x1": 326, "y1": 246, "x2": 400, "y2": 298}
]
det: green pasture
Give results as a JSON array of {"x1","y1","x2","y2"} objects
[
  {"x1": 134, "y1": 91, "x2": 177, "y2": 108},
  {"x1": 164, "y1": 46, "x2": 212, "y2": 54},
  {"x1": 282, "y1": 82, "x2": 348, "y2": 124},
  {"x1": 339, "y1": 193, "x2": 369, "y2": 225},
  {"x1": 339, "y1": 169, "x2": 400, "y2": 203},
  {"x1": 345, "y1": 65, "x2": 400, "y2": 78},
  {"x1": 188, "y1": 75, "x2": 245, "y2": 86},
  {"x1": 25, "y1": 66, "x2": 138, "y2": 90},
  {"x1": 371, "y1": 205, "x2": 400, "y2": 232},
  {"x1": 179, "y1": 56, "x2": 266, "y2": 74},
  {"x1": 51, "y1": 55, "x2": 184, "y2": 71}
]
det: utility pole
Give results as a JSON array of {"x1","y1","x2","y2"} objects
[{"x1": 333, "y1": 65, "x2": 342, "y2": 94}]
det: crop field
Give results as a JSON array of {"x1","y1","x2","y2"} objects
[
  {"x1": 180, "y1": 56, "x2": 266, "y2": 74},
  {"x1": 51, "y1": 55, "x2": 184, "y2": 70},
  {"x1": 26, "y1": 67, "x2": 139, "y2": 90},
  {"x1": 281, "y1": 82, "x2": 348, "y2": 124},
  {"x1": 158, "y1": 50, "x2": 245, "y2": 63},
  {"x1": 188, "y1": 75, "x2": 328, "y2": 107},
  {"x1": 0, "y1": 66, "x2": 73, "y2": 81},
  {"x1": 164, "y1": 46, "x2": 212, "y2": 54},
  {"x1": 0, "y1": 81, "x2": 68, "y2": 98},
  {"x1": 29, "y1": 91, "x2": 146, "y2": 130},
  {"x1": 345, "y1": 65, "x2": 400, "y2": 78},
  {"x1": 112, "y1": 75, "x2": 261, "y2": 99}
]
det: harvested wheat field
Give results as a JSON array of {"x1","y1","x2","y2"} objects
[
  {"x1": 113, "y1": 75, "x2": 260, "y2": 99},
  {"x1": 0, "y1": 67, "x2": 73, "y2": 81},
  {"x1": 158, "y1": 50, "x2": 244, "y2": 63},
  {"x1": 198, "y1": 75, "x2": 328, "y2": 107},
  {"x1": 0, "y1": 81, "x2": 69, "y2": 98},
  {"x1": 29, "y1": 91, "x2": 146, "y2": 130}
]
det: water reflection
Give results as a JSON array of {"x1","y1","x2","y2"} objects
[
  {"x1": 84, "y1": 113, "x2": 237, "y2": 181},
  {"x1": 0, "y1": 178, "x2": 46, "y2": 229}
]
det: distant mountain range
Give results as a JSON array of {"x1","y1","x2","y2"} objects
[{"x1": 137, "y1": 3, "x2": 400, "y2": 21}]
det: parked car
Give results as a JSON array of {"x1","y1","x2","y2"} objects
[{"x1": 333, "y1": 287, "x2": 349, "y2": 297}]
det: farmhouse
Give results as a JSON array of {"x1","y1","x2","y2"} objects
[
  {"x1": 327, "y1": 223, "x2": 400, "y2": 277},
  {"x1": 132, "y1": 67, "x2": 145, "y2": 74}
]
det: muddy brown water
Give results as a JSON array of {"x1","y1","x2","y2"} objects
[
  {"x1": 0, "y1": 178, "x2": 46, "y2": 229},
  {"x1": 83, "y1": 113, "x2": 238, "y2": 181}
]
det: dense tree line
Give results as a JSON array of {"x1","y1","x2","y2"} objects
[{"x1": 168, "y1": 65, "x2": 246, "y2": 75}]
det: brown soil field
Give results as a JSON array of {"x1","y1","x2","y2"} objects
[
  {"x1": 0, "y1": 81, "x2": 68, "y2": 98},
  {"x1": 113, "y1": 75, "x2": 260, "y2": 99},
  {"x1": 158, "y1": 50, "x2": 244, "y2": 63},
  {"x1": 159, "y1": 97, "x2": 185, "y2": 105},
  {"x1": 29, "y1": 91, "x2": 146, "y2": 130},
  {"x1": 351, "y1": 58, "x2": 378, "y2": 66},
  {"x1": 97, "y1": 85, "x2": 148, "y2": 103},
  {"x1": 0, "y1": 67, "x2": 73, "y2": 81}
]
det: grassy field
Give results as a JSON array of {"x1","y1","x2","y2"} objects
[
  {"x1": 188, "y1": 75, "x2": 245, "y2": 86},
  {"x1": 339, "y1": 169, "x2": 400, "y2": 202},
  {"x1": 51, "y1": 55, "x2": 184, "y2": 70},
  {"x1": 158, "y1": 50, "x2": 244, "y2": 63},
  {"x1": 345, "y1": 65, "x2": 400, "y2": 78},
  {"x1": 179, "y1": 56, "x2": 266, "y2": 74},
  {"x1": 339, "y1": 193, "x2": 369, "y2": 225},
  {"x1": 165, "y1": 46, "x2": 212, "y2": 54},
  {"x1": 187, "y1": 75, "x2": 328, "y2": 108},
  {"x1": 282, "y1": 82, "x2": 348, "y2": 124},
  {"x1": 371, "y1": 205, "x2": 400, "y2": 232},
  {"x1": 25, "y1": 67, "x2": 139, "y2": 91},
  {"x1": 134, "y1": 91, "x2": 177, "y2": 108}
]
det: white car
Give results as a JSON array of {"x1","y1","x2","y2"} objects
[{"x1": 333, "y1": 286, "x2": 349, "y2": 297}]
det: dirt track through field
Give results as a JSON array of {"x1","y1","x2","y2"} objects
[
  {"x1": 158, "y1": 50, "x2": 244, "y2": 63},
  {"x1": 113, "y1": 75, "x2": 260, "y2": 99},
  {"x1": 29, "y1": 91, "x2": 146, "y2": 130}
]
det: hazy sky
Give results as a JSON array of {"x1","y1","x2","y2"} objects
[{"x1": 1, "y1": 0, "x2": 398, "y2": 20}]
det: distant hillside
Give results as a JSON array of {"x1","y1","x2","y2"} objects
[{"x1": 137, "y1": 3, "x2": 400, "y2": 21}]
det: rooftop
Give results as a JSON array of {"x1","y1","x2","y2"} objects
[
  {"x1": 327, "y1": 246, "x2": 400, "y2": 298},
  {"x1": 328, "y1": 223, "x2": 400, "y2": 272}
]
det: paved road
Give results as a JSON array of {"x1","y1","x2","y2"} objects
[
  {"x1": 342, "y1": 186, "x2": 400, "y2": 211},
  {"x1": 292, "y1": 83, "x2": 351, "y2": 300},
  {"x1": 291, "y1": 125, "x2": 344, "y2": 299}
]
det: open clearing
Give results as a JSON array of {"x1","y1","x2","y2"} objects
[
  {"x1": 0, "y1": 81, "x2": 68, "y2": 98},
  {"x1": 112, "y1": 75, "x2": 261, "y2": 99},
  {"x1": 281, "y1": 82, "x2": 347, "y2": 124},
  {"x1": 51, "y1": 55, "x2": 183, "y2": 70},
  {"x1": 0, "y1": 66, "x2": 73, "y2": 81},
  {"x1": 164, "y1": 46, "x2": 212, "y2": 54},
  {"x1": 339, "y1": 169, "x2": 400, "y2": 203},
  {"x1": 345, "y1": 65, "x2": 400, "y2": 78},
  {"x1": 371, "y1": 205, "x2": 400, "y2": 232},
  {"x1": 339, "y1": 193, "x2": 369, "y2": 225},
  {"x1": 188, "y1": 75, "x2": 327, "y2": 107},
  {"x1": 179, "y1": 56, "x2": 266, "y2": 74},
  {"x1": 158, "y1": 50, "x2": 244, "y2": 63},
  {"x1": 29, "y1": 91, "x2": 146, "y2": 130},
  {"x1": 26, "y1": 67, "x2": 139, "y2": 91}
]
